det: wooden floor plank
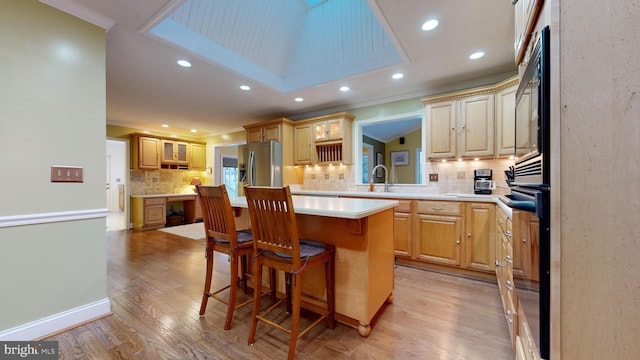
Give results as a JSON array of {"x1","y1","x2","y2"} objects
[{"x1": 44, "y1": 229, "x2": 513, "y2": 359}]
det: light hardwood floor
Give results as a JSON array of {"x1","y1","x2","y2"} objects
[{"x1": 45, "y1": 229, "x2": 514, "y2": 359}]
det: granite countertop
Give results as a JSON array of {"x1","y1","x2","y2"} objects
[{"x1": 230, "y1": 196, "x2": 398, "y2": 220}]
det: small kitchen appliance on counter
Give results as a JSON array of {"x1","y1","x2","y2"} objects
[{"x1": 473, "y1": 169, "x2": 494, "y2": 195}]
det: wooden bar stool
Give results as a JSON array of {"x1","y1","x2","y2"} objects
[
  {"x1": 244, "y1": 186, "x2": 336, "y2": 360},
  {"x1": 196, "y1": 184, "x2": 254, "y2": 330}
]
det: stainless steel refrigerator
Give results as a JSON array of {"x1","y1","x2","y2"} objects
[{"x1": 237, "y1": 141, "x2": 282, "y2": 196}]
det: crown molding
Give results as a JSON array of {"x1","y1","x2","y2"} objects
[{"x1": 39, "y1": 0, "x2": 115, "y2": 32}]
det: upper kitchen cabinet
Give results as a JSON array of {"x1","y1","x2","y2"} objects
[
  {"x1": 189, "y1": 143, "x2": 207, "y2": 171},
  {"x1": 459, "y1": 94, "x2": 495, "y2": 159},
  {"x1": 293, "y1": 122, "x2": 314, "y2": 165},
  {"x1": 495, "y1": 79, "x2": 519, "y2": 157},
  {"x1": 295, "y1": 112, "x2": 354, "y2": 165},
  {"x1": 130, "y1": 133, "x2": 206, "y2": 170},
  {"x1": 244, "y1": 117, "x2": 294, "y2": 144},
  {"x1": 243, "y1": 118, "x2": 298, "y2": 185},
  {"x1": 423, "y1": 77, "x2": 518, "y2": 161},
  {"x1": 514, "y1": 0, "x2": 544, "y2": 65},
  {"x1": 161, "y1": 140, "x2": 189, "y2": 168},
  {"x1": 131, "y1": 134, "x2": 161, "y2": 169}
]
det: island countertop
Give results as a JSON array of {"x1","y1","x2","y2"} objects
[{"x1": 230, "y1": 195, "x2": 398, "y2": 219}]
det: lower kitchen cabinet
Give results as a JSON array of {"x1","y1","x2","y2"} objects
[
  {"x1": 393, "y1": 200, "x2": 412, "y2": 259},
  {"x1": 132, "y1": 197, "x2": 166, "y2": 231},
  {"x1": 496, "y1": 205, "x2": 518, "y2": 348},
  {"x1": 414, "y1": 200, "x2": 463, "y2": 267},
  {"x1": 464, "y1": 202, "x2": 496, "y2": 272}
]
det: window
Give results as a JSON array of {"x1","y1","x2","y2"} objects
[{"x1": 221, "y1": 156, "x2": 238, "y2": 198}]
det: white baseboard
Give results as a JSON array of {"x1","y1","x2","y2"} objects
[{"x1": 0, "y1": 298, "x2": 111, "y2": 340}]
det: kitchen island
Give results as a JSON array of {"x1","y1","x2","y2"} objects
[{"x1": 230, "y1": 195, "x2": 398, "y2": 336}]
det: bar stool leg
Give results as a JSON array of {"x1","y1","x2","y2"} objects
[{"x1": 199, "y1": 243, "x2": 214, "y2": 316}]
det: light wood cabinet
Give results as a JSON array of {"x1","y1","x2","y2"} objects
[
  {"x1": 132, "y1": 197, "x2": 166, "y2": 231},
  {"x1": 243, "y1": 118, "x2": 298, "y2": 185},
  {"x1": 464, "y1": 202, "x2": 496, "y2": 273},
  {"x1": 161, "y1": 140, "x2": 189, "y2": 166},
  {"x1": 293, "y1": 123, "x2": 314, "y2": 165},
  {"x1": 496, "y1": 205, "x2": 518, "y2": 346},
  {"x1": 130, "y1": 133, "x2": 205, "y2": 170},
  {"x1": 414, "y1": 200, "x2": 463, "y2": 267},
  {"x1": 518, "y1": 300, "x2": 541, "y2": 360},
  {"x1": 425, "y1": 94, "x2": 493, "y2": 160},
  {"x1": 495, "y1": 82, "x2": 518, "y2": 157},
  {"x1": 244, "y1": 120, "x2": 284, "y2": 143},
  {"x1": 424, "y1": 100, "x2": 457, "y2": 159},
  {"x1": 189, "y1": 143, "x2": 206, "y2": 170},
  {"x1": 392, "y1": 200, "x2": 413, "y2": 259},
  {"x1": 293, "y1": 112, "x2": 354, "y2": 165},
  {"x1": 459, "y1": 94, "x2": 495, "y2": 158},
  {"x1": 423, "y1": 77, "x2": 518, "y2": 161},
  {"x1": 514, "y1": 0, "x2": 544, "y2": 65},
  {"x1": 512, "y1": 209, "x2": 532, "y2": 279},
  {"x1": 131, "y1": 135, "x2": 161, "y2": 169},
  {"x1": 314, "y1": 117, "x2": 344, "y2": 141}
]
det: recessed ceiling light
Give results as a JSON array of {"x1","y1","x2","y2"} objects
[
  {"x1": 340, "y1": 86, "x2": 350, "y2": 92},
  {"x1": 421, "y1": 19, "x2": 439, "y2": 31},
  {"x1": 294, "y1": 97, "x2": 304, "y2": 102},
  {"x1": 190, "y1": 129, "x2": 197, "y2": 133},
  {"x1": 161, "y1": 124, "x2": 169, "y2": 128},
  {"x1": 469, "y1": 51, "x2": 485, "y2": 60},
  {"x1": 240, "y1": 85, "x2": 251, "y2": 91},
  {"x1": 392, "y1": 73, "x2": 404, "y2": 80},
  {"x1": 177, "y1": 60, "x2": 191, "y2": 67}
]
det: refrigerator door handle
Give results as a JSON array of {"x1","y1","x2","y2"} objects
[{"x1": 248, "y1": 150, "x2": 255, "y2": 186}]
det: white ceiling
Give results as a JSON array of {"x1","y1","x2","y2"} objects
[{"x1": 46, "y1": 0, "x2": 516, "y2": 140}]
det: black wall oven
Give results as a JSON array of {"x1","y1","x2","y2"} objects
[{"x1": 502, "y1": 26, "x2": 551, "y2": 359}]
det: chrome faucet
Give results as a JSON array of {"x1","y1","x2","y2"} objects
[{"x1": 371, "y1": 164, "x2": 389, "y2": 192}]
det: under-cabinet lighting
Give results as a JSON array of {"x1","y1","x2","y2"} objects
[
  {"x1": 161, "y1": 124, "x2": 169, "y2": 128},
  {"x1": 457, "y1": 158, "x2": 463, "y2": 162},
  {"x1": 441, "y1": 159, "x2": 447, "y2": 163},
  {"x1": 474, "y1": 157, "x2": 479, "y2": 161},
  {"x1": 190, "y1": 129, "x2": 197, "y2": 133}
]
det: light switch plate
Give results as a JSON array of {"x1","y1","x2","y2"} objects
[
  {"x1": 429, "y1": 173, "x2": 438, "y2": 182},
  {"x1": 51, "y1": 166, "x2": 83, "y2": 183}
]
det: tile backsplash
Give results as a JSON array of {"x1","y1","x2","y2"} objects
[
  {"x1": 296, "y1": 159, "x2": 514, "y2": 195},
  {"x1": 130, "y1": 169, "x2": 204, "y2": 195}
]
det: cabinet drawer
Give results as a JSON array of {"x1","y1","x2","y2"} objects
[
  {"x1": 393, "y1": 199, "x2": 412, "y2": 213},
  {"x1": 415, "y1": 200, "x2": 461, "y2": 215},
  {"x1": 497, "y1": 208, "x2": 511, "y2": 234},
  {"x1": 144, "y1": 198, "x2": 166, "y2": 206}
]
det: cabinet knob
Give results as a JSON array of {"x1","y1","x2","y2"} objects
[
  {"x1": 505, "y1": 230, "x2": 512, "y2": 238},
  {"x1": 467, "y1": 233, "x2": 471, "y2": 238},
  {"x1": 498, "y1": 218, "x2": 504, "y2": 224},
  {"x1": 505, "y1": 280, "x2": 513, "y2": 291},
  {"x1": 505, "y1": 255, "x2": 512, "y2": 264},
  {"x1": 455, "y1": 240, "x2": 461, "y2": 245},
  {"x1": 522, "y1": 238, "x2": 527, "y2": 243}
]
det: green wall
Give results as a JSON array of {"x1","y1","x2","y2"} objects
[
  {"x1": 385, "y1": 129, "x2": 421, "y2": 183},
  {"x1": 0, "y1": 0, "x2": 108, "y2": 332}
]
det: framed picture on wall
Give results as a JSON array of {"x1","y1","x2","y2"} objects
[
  {"x1": 390, "y1": 150, "x2": 409, "y2": 166},
  {"x1": 376, "y1": 152, "x2": 383, "y2": 177}
]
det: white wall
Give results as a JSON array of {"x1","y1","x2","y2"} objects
[{"x1": 0, "y1": 0, "x2": 109, "y2": 338}]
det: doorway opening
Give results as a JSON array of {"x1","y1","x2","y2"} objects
[{"x1": 106, "y1": 139, "x2": 128, "y2": 231}]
